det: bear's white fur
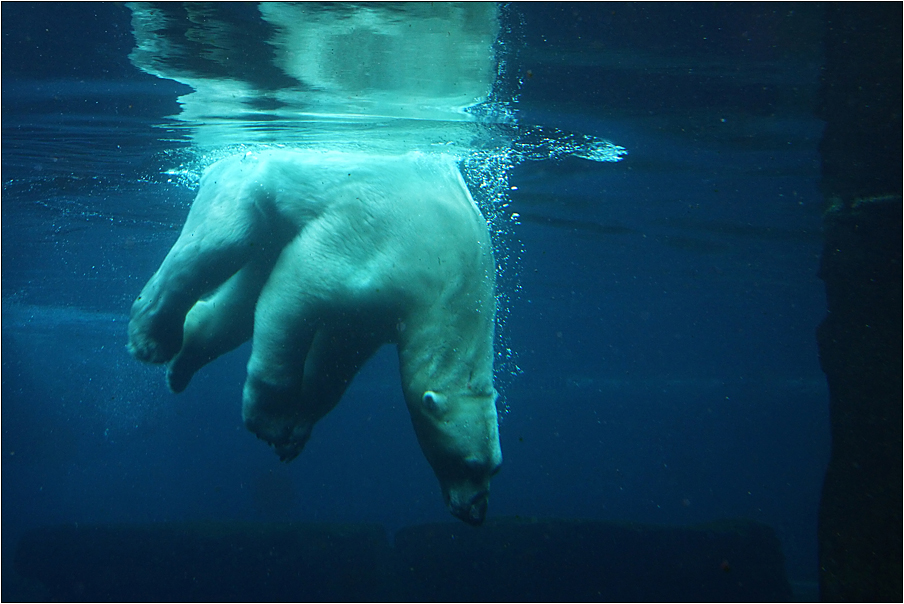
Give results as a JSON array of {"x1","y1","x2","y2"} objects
[{"x1": 128, "y1": 149, "x2": 502, "y2": 524}]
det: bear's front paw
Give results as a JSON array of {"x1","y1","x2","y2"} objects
[
  {"x1": 274, "y1": 439, "x2": 306, "y2": 463},
  {"x1": 128, "y1": 302, "x2": 184, "y2": 364},
  {"x1": 127, "y1": 326, "x2": 174, "y2": 364},
  {"x1": 247, "y1": 418, "x2": 311, "y2": 463},
  {"x1": 166, "y1": 352, "x2": 204, "y2": 394},
  {"x1": 243, "y1": 377, "x2": 312, "y2": 462}
]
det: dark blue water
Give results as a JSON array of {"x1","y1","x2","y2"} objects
[{"x1": 2, "y1": 2, "x2": 828, "y2": 595}]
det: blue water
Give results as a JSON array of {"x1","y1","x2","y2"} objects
[{"x1": 2, "y1": 2, "x2": 828, "y2": 592}]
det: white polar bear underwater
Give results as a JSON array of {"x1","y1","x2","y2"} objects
[{"x1": 128, "y1": 149, "x2": 502, "y2": 524}]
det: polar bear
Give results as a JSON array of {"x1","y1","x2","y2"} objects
[{"x1": 128, "y1": 149, "x2": 502, "y2": 524}]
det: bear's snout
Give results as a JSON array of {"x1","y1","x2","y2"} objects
[{"x1": 448, "y1": 487, "x2": 490, "y2": 526}]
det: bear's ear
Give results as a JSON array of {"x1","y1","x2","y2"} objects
[{"x1": 422, "y1": 390, "x2": 447, "y2": 414}]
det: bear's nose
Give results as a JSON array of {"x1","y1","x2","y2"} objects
[{"x1": 450, "y1": 489, "x2": 489, "y2": 526}]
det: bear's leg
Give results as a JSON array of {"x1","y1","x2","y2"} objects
[
  {"x1": 241, "y1": 233, "x2": 385, "y2": 462},
  {"x1": 128, "y1": 158, "x2": 279, "y2": 365},
  {"x1": 166, "y1": 257, "x2": 274, "y2": 393},
  {"x1": 268, "y1": 326, "x2": 384, "y2": 461},
  {"x1": 241, "y1": 235, "x2": 322, "y2": 460}
]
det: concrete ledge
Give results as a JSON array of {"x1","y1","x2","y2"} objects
[{"x1": 12, "y1": 517, "x2": 792, "y2": 602}]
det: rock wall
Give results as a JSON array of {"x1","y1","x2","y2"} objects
[{"x1": 816, "y1": 3, "x2": 903, "y2": 601}]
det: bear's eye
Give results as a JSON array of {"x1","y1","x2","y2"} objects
[{"x1": 422, "y1": 390, "x2": 445, "y2": 412}]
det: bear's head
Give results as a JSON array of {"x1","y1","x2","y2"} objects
[{"x1": 408, "y1": 388, "x2": 502, "y2": 525}]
